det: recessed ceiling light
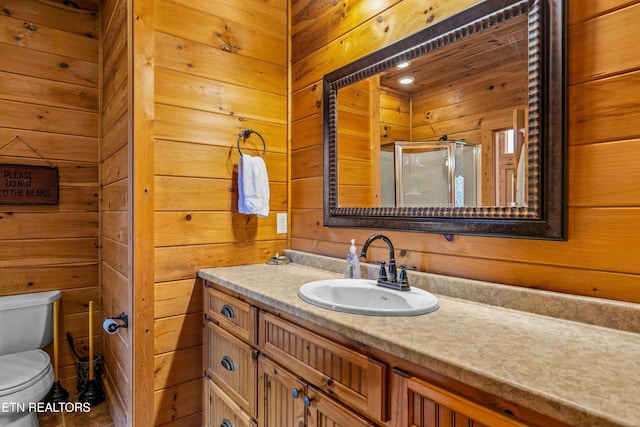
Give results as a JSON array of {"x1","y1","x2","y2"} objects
[
  {"x1": 397, "y1": 62, "x2": 410, "y2": 69},
  {"x1": 398, "y1": 76, "x2": 415, "y2": 85}
]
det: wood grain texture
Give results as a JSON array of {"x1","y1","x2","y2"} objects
[
  {"x1": 153, "y1": 378, "x2": 202, "y2": 425},
  {"x1": 155, "y1": 0, "x2": 286, "y2": 67},
  {"x1": 100, "y1": 0, "x2": 132, "y2": 424},
  {"x1": 155, "y1": 278, "x2": 203, "y2": 318},
  {"x1": 0, "y1": 13, "x2": 98, "y2": 62},
  {"x1": 569, "y1": 3, "x2": 640, "y2": 83},
  {"x1": 205, "y1": 321, "x2": 257, "y2": 417},
  {"x1": 154, "y1": 241, "x2": 286, "y2": 283},
  {"x1": 0, "y1": 0, "x2": 99, "y2": 396},
  {"x1": 291, "y1": 0, "x2": 480, "y2": 90},
  {"x1": 131, "y1": 0, "x2": 157, "y2": 425},
  {"x1": 150, "y1": 1, "x2": 289, "y2": 424},
  {"x1": 397, "y1": 371, "x2": 529, "y2": 426},
  {"x1": 9, "y1": 0, "x2": 639, "y2": 424},
  {"x1": 260, "y1": 311, "x2": 387, "y2": 421},
  {"x1": 257, "y1": 355, "x2": 306, "y2": 427},
  {"x1": 206, "y1": 377, "x2": 256, "y2": 427},
  {"x1": 290, "y1": 0, "x2": 640, "y2": 303}
]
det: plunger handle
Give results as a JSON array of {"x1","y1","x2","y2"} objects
[
  {"x1": 53, "y1": 299, "x2": 59, "y2": 381},
  {"x1": 88, "y1": 300, "x2": 94, "y2": 380}
]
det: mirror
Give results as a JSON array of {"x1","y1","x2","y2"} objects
[{"x1": 323, "y1": 0, "x2": 565, "y2": 239}]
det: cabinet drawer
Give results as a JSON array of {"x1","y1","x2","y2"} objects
[
  {"x1": 204, "y1": 282, "x2": 257, "y2": 345},
  {"x1": 204, "y1": 377, "x2": 256, "y2": 427},
  {"x1": 206, "y1": 321, "x2": 257, "y2": 418},
  {"x1": 259, "y1": 312, "x2": 388, "y2": 421},
  {"x1": 392, "y1": 370, "x2": 528, "y2": 427}
]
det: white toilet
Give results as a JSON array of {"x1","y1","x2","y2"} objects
[{"x1": 0, "y1": 290, "x2": 61, "y2": 427}]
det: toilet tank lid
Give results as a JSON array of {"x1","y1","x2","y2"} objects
[{"x1": 0, "y1": 291, "x2": 61, "y2": 311}]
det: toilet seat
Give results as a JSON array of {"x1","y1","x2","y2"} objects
[{"x1": 0, "y1": 349, "x2": 53, "y2": 399}]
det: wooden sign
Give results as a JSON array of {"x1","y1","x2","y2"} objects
[{"x1": 0, "y1": 164, "x2": 59, "y2": 205}]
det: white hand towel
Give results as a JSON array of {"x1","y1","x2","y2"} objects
[{"x1": 238, "y1": 154, "x2": 270, "y2": 217}]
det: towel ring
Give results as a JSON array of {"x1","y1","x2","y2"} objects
[{"x1": 237, "y1": 129, "x2": 266, "y2": 158}]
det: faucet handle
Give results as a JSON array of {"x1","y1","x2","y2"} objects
[
  {"x1": 398, "y1": 265, "x2": 416, "y2": 286},
  {"x1": 398, "y1": 264, "x2": 409, "y2": 285},
  {"x1": 372, "y1": 260, "x2": 387, "y2": 281}
]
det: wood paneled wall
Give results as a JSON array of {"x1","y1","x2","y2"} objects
[
  {"x1": 0, "y1": 0, "x2": 100, "y2": 391},
  {"x1": 99, "y1": 0, "x2": 290, "y2": 424},
  {"x1": 101, "y1": 0, "x2": 132, "y2": 425},
  {"x1": 5, "y1": 0, "x2": 638, "y2": 424},
  {"x1": 290, "y1": 0, "x2": 640, "y2": 304},
  {"x1": 149, "y1": 0, "x2": 289, "y2": 425},
  {"x1": 337, "y1": 78, "x2": 379, "y2": 206},
  {"x1": 380, "y1": 87, "x2": 411, "y2": 145}
]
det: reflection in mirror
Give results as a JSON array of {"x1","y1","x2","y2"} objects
[
  {"x1": 337, "y1": 13, "x2": 528, "y2": 208},
  {"x1": 324, "y1": 0, "x2": 565, "y2": 239},
  {"x1": 385, "y1": 140, "x2": 483, "y2": 208}
]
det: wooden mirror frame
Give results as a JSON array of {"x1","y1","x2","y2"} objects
[{"x1": 323, "y1": 0, "x2": 566, "y2": 239}]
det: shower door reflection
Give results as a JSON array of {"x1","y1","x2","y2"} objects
[{"x1": 389, "y1": 141, "x2": 481, "y2": 207}]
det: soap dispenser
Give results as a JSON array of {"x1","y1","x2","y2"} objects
[{"x1": 344, "y1": 239, "x2": 361, "y2": 279}]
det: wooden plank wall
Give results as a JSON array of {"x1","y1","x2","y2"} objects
[
  {"x1": 150, "y1": 0, "x2": 289, "y2": 425},
  {"x1": 101, "y1": 0, "x2": 132, "y2": 425},
  {"x1": 409, "y1": 15, "x2": 529, "y2": 143},
  {"x1": 380, "y1": 88, "x2": 411, "y2": 145},
  {"x1": 0, "y1": 0, "x2": 100, "y2": 392},
  {"x1": 290, "y1": 0, "x2": 640, "y2": 304},
  {"x1": 337, "y1": 78, "x2": 377, "y2": 206}
]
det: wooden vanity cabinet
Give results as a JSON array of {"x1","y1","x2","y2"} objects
[
  {"x1": 258, "y1": 355, "x2": 378, "y2": 427},
  {"x1": 204, "y1": 285, "x2": 257, "y2": 344},
  {"x1": 204, "y1": 321, "x2": 257, "y2": 417},
  {"x1": 204, "y1": 377, "x2": 256, "y2": 427},
  {"x1": 391, "y1": 369, "x2": 529, "y2": 427},
  {"x1": 203, "y1": 280, "x2": 562, "y2": 427},
  {"x1": 257, "y1": 355, "x2": 305, "y2": 427},
  {"x1": 203, "y1": 284, "x2": 258, "y2": 426},
  {"x1": 259, "y1": 311, "x2": 388, "y2": 423}
]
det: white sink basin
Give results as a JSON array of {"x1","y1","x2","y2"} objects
[{"x1": 298, "y1": 279, "x2": 439, "y2": 316}]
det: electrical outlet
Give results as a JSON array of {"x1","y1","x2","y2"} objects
[{"x1": 276, "y1": 213, "x2": 287, "y2": 234}]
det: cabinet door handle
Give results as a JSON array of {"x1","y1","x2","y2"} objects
[
  {"x1": 220, "y1": 304, "x2": 235, "y2": 319},
  {"x1": 303, "y1": 395, "x2": 314, "y2": 407},
  {"x1": 220, "y1": 355, "x2": 236, "y2": 371},
  {"x1": 291, "y1": 388, "x2": 301, "y2": 399},
  {"x1": 220, "y1": 418, "x2": 233, "y2": 427}
]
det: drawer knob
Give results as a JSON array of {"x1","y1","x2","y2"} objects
[
  {"x1": 220, "y1": 304, "x2": 235, "y2": 319},
  {"x1": 220, "y1": 418, "x2": 233, "y2": 427},
  {"x1": 291, "y1": 388, "x2": 301, "y2": 399},
  {"x1": 303, "y1": 395, "x2": 314, "y2": 407},
  {"x1": 220, "y1": 355, "x2": 236, "y2": 371}
]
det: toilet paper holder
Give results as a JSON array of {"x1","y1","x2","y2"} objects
[{"x1": 104, "y1": 312, "x2": 128, "y2": 334}]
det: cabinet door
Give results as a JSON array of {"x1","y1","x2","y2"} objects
[
  {"x1": 204, "y1": 377, "x2": 256, "y2": 427},
  {"x1": 258, "y1": 355, "x2": 305, "y2": 427},
  {"x1": 306, "y1": 384, "x2": 380, "y2": 427},
  {"x1": 206, "y1": 320, "x2": 257, "y2": 418},
  {"x1": 392, "y1": 371, "x2": 528, "y2": 427},
  {"x1": 260, "y1": 312, "x2": 387, "y2": 421}
]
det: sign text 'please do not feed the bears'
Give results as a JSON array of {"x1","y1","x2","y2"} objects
[{"x1": 0, "y1": 164, "x2": 59, "y2": 205}]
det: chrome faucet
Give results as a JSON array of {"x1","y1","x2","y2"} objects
[{"x1": 360, "y1": 234, "x2": 410, "y2": 291}]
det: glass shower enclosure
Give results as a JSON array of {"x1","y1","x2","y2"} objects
[{"x1": 381, "y1": 140, "x2": 481, "y2": 207}]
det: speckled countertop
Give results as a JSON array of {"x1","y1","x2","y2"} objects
[{"x1": 198, "y1": 250, "x2": 640, "y2": 427}]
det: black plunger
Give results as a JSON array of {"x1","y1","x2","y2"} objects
[
  {"x1": 44, "y1": 299, "x2": 69, "y2": 402},
  {"x1": 79, "y1": 300, "x2": 104, "y2": 406}
]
